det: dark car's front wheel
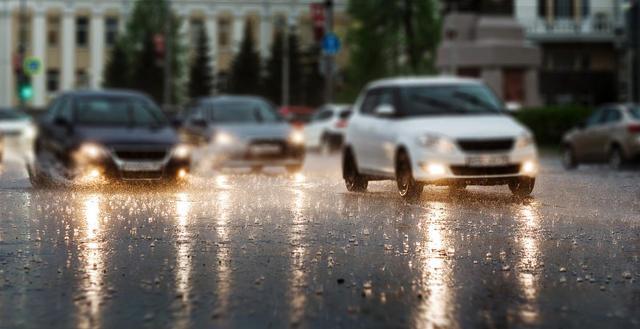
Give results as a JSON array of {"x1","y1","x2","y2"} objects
[
  {"x1": 343, "y1": 148, "x2": 368, "y2": 192},
  {"x1": 509, "y1": 177, "x2": 535, "y2": 197}
]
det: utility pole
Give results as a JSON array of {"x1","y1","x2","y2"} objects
[
  {"x1": 163, "y1": 0, "x2": 172, "y2": 109},
  {"x1": 324, "y1": 0, "x2": 334, "y2": 104},
  {"x1": 282, "y1": 15, "x2": 290, "y2": 108},
  {"x1": 17, "y1": 0, "x2": 27, "y2": 108}
]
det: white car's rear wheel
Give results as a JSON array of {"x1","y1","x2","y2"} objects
[{"x1": 343, "y1": 149, "x2": 368, "y2": 192}]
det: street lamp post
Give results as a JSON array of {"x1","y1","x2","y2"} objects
[
  {"x1": 324, "y1": 0, "x2": 334, "y2": 104},
  {"x1": 163, "y1": 0, "x2": 172, "y2": 108}
]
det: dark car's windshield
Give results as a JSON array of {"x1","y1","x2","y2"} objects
[
  {"x1": 206, "y1": 100, "x2": 282, "y2": 124},
  {"x1": 630, "y1": 106, "x2": 640, "y2": 120},
  {"x1": 0, "y1": 109, "x2": 29, "y2": 121},
  {"x1": 74, "y1": 96, "x2": 168, "y2": 127},
  {"x1": 400, "y1": 84, "x2": 504, "y2": 117}
]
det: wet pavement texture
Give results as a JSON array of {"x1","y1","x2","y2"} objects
[{"x1": 0, "y1": 145, "x2": 639, "y2": 329}]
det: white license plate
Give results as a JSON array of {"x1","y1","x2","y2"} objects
[
  {"x1": 121, "y1": 162, "x2": 163, "y2": 172},
  {"x1": 250, "y1": 145, "x2": 282, "y2": 155},
  {"x1": 466, "y1": 155, "x2": 509, "y2": 167}
]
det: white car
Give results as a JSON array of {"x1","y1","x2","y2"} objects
[
  {"x1": 0, "y1": 108, "x2": 37, "y2": 161},
  {"x1": 304, "y1": 104, "x2": 351, "y2": 153},
  {"x1": 342, "y1": 77, "x2": 539, "y2": 200}
]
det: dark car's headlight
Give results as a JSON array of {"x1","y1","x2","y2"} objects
[
  {"x1": 77, "y1": 143, "x2": 108, "y2": 160},
  {"x1": 172, "y1": 144, "x2": 192, "y2": 159}
]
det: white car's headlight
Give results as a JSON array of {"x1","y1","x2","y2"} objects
[
  {"x1": 172, "y1": 144, "x2": 191, "y2": 159},
  {"x1": 77, "y1": 143, "x2": 107, "y2": 160},
  {"x1": 23, "y1": 125, "x2": 37, "y2": 139},
  {"x1": 289, "y1": 130, "x2": 305, "y2": 145},
  {"x1": 417, "y1": 134, "x2": 456, "y2": 153},
  {"x1": 215, "y1": 132, "x2": 235, "y2": 146},
  {"x1": 515, "y1": 133, "x2": 535, "y2": 149}
]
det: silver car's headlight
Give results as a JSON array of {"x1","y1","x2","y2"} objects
[
  {"x1": 288, "y1": 130, "x2": 305, "y2": 145},
  {"x1": 515, "y1": 133, "x2": 535, "y2": 149},
  {"x1": 215, "y1": 132, "x2": 235, "y2": 146},
  {"x1": 172, "y1": 144, "x2": 191, "y2": 159},
  {"x1": 417, "y1": 134, "x2": 456, "y2": 153}
]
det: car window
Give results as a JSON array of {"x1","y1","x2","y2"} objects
[
  {"x1": 399, "y1": 84, "x2": 503, "y2": 117},
  {"x1": 585, "y1": 109, "x2": 606, "y2": 127},
  {"x1": 59, "y1": 98, "x2": 73, "y2": 121},
  {"x1": 628, "y1": 106, "x2": 640, "y2": 120},
  {"x1": 339, "y1": 110, "x2": 352, "y2": 120},
  {"x1": 360, "y1": 90, "x2": 379, "y2": 115},
  {"x1": 604, "y1": 109, "x2": 621, "y2": 124},
  {"x1": 74, "y1": 96, "x2": 168, "y2": 127},
  {"x1": 0, "y1": 110, "x2": 29, "y2": 121},
  {"x1": 314, "y1": 111, "x2": 333, "y2": 121},
  {"x1": 207, "y1": 99, "x2": 282, "y2": 123}
]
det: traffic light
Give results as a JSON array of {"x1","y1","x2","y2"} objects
[{"x1": 17, "y1": 76, "x2": 33, "y2": 102}]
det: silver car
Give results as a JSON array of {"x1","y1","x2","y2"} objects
[
  {"x1": 181, "y1": 96, "x2": 306, "y2": 173},
  {"x1": 563, "y1": 104, "x2": 640, "y2": 169}
]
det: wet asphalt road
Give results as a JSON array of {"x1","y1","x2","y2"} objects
[{"x1": 0, "y1": 143, "x2": 639, "y2": 329}]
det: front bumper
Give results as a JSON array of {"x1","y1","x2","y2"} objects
[
  {"x1": 78, "y1": 153, "x2": 190, "y2": 182},
  {"x1": 203, "y1": 142, "x2": 305, "y2": 169},
  {"x1": 411, "y1": 146, "x2": 538, "y2": 185}
]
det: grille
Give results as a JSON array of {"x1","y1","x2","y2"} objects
[
  {"x1": 121, "y1": 171, "x2": 163, "y2": 180},
  {"x1": 115, "y1": 150, "x2": 167, "y2": 161},
  {"x1": 457, "y1": 139, "x2": 514, "y2": 152},
  {"x1": 450, "y1": 165, "x2": 520, "y2": 176},
  {"x1": 245, "y1": 140, "x2": 287, "y2": 160}
]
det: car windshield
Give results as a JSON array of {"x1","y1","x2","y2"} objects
[
  {"x1": 629, "y1": 106, "x2": 640, "y2": 120},
  {"x1": 339, "y1": 110, "x2": 352, "y2": 119},
  {"x1": 0, "y1": 109, "x2": 29, "y2": 121},
  {"x1": 74, "y1": 96, "x2": 168, "y2": 127},
  {"x1": 399, "y1": 84, "x2": 504, "y2": 117},
  {"x1": 208, "y1": 100, "x2": 282, "y2": 123}
]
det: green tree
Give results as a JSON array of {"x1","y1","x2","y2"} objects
[
  {"x1": 103, "y1": 39, "x2": 130, "y2": 89},
  {"x1": 188, "y1": 28, "x2": 214, "y2": 99},
  {"x1": 341, "y1": 0, "x2": 440, "y2": 101},
  {"x1": 228, "y1": 22, "x2": 261, "y2": 95},
  {"x1": 263, "y1": 28, "x2": 304, "y2": 105},
  {"x1": 102, "y1": 0, "x2": 185, "y2": 104}
]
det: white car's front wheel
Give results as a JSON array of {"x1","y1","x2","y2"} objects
[{"x1": 396, "y1": 151, "x2": 423, "y2": 201}]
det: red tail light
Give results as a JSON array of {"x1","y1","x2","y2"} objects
[
  {"x1": 335, "y1": 120, "x2": 348, "y2": 128},
  {"x1": 628, "y1": 124, "x2": 640, "y2": 134}
]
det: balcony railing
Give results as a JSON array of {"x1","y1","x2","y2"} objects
[{"x1": 523, "y1": 15, "x2": 615, "y2": 40}]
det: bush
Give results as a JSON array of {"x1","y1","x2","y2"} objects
[{"x1": 514, "y1": 106, "x2": 593, "y2": 147}]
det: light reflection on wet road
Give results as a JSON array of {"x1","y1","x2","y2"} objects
[{"x1": 0, "y1": 149, "x2": 639, "y2": 328}]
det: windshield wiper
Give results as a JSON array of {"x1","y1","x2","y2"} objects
[
  {"x1": 451, "y1": 92, "x2": 502, "y2": 113},
  {"x1": 411, "y1": 95, "x2": 469, "y2": 114}
]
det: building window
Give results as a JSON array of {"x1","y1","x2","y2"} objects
[
  {"x1": 105, "y1": 17, "x2": 119, "y2": 47},
  {"x1": 46, "y1": 70, "x2": 60, "y2": 92},
  {"x1": 76, "y1": 17, "x2": 89, "y2": 47},
  {"x1": 219, "y1": 18, "x2": 230, "y2": 48},
  {"x1": 190, "y1": 19, "x2": 204, "y2": 46},
  {"x1": 47, "y1": 16, "x2": 60, "y2": 47},
  {"x1": 538, "y1": 0, "x2": 546, "y2": 18},
  {"x1": 554, "y1": 0, "x2": 574, "y2": 19}
]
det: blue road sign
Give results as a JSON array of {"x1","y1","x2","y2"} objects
[
  {"x1": 322, "y1": 33, "x2": 341, "y2": 55},
  {"x1": 23, "y1": 57, "x2": 42, "y2": 76}
]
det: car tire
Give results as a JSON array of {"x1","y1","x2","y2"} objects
[
  {"x1": 343, "y1": 148, "x2": 368, "y2": 192},
  {"x1": 28, "y1": 164, "x2": 52, "y2": 189},
  {"x1": 286, "y1": 164, "x2": 303, "y2": 174},
  {"x1": 396, "y1": 151, "x2": 423, "y2": 201},
  {"x1": 509, "y1": 177, "x2": 535, "y2": 197},
  {"x1": 320, "y1": 134, "x2": 332, "y2": 155},
  {"x1": 608, "y1": 146, "x2": 624, "y2": 170},
  {"x1": 562, "y1": 145, "x2": 577, "y2": 170}
]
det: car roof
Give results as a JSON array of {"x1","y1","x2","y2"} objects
[
  {"x1": 59, "y1": 89, "x2": 152, "y2": 99},
  {"x1": 197, "y1": 95, "x2": 269, "y2": 104},
  {"x1": 366, "y1": 76, "x2": 484, "y2": 89}
]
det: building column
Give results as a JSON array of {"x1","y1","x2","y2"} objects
[
  {"x1": 61, "y1": 7, "x2": 76, "y2": 90},
  {"x1": 232, "y1": 11, "x2": 244, "y2": 52},
  {"x1": 32, "y1": 8, "x2": 47, "y2": 106},
  {"x1": 90, "y1": 8, "x2": 105, "y2": 89},
  {"x1": 259, "y1": 12, "x2": 272, "y2": 58},
  {"x1": 206, "y1": 12, "x2": 218, "y2": 93},
  {"x1": 0, "y1": 3, "x2": 14, "y2": 107}
]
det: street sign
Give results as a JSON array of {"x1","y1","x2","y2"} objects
[
  {"x1": 322, "y1": 33, "x2": 341, "y2": 55},
  {"x1": 23, "y1": 57, "x2": 42, "y2": 76}
]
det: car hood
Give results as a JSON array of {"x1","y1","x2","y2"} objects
[
  {"x1": 398, "y1": 115, "x2": 530, "y2": 139},
  {"x1": 209, "y1": 123, "x2": 292, "y2": 140},
  {"x1": 74, "y1": 126, "x2": 179, "y2": 147}
]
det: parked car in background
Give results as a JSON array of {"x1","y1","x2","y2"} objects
[
  {"x1": 0, "y1": 134, "x2": 4, "y2": 163},
  {"x1": 0, "y1": 108, "x2": 37, "y2": 142},
  {"x1": 304, "y1": 104, "x2": 352, "y2": 153},
  {"x1": 343, "y1": 77, "x2": 539, "y2": 200},
  {"x1": 278, "y1": 106, "x2": 315, "y2": 128},
  {"x1": 562, "y1": 104, "x2": 640, "y2": 170},
  {"x1": 28, "y1": 90, "x2": 191, "y2": 187},
  {"x1": 181, "y1": 96, "x2": 305, "y2": 173}
]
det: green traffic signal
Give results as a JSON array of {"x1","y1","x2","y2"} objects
[{"x1": 18, "y1": 83, "x2": 33, "y2": 101}]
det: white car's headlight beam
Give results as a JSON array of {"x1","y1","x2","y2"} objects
[
  {"x1": 173, "y1": 144, "x2": 191, "y2": 159},
  {"x1": 515, "y1": 134, "x2": 535, "y2": 149}
]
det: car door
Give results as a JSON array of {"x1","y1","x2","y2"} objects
[
  {"x1": 573, "y1": 109, "x2": 605, "y2": 162},
  {"x1": 350, "y1": 89, "x2": 381, "y2": 172},
  {"x1": 369, "y1": 88, "x2": 399, "y2": 174},
  {"x1": 595, "y1": 108, "x2": 623, "y2": 161}
]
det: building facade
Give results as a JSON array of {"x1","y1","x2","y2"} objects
[
  {"x1": 515, "y1": 0, "x2": 627, "y2": 105},
  {"x1": 0, "y1": 0, "x2": 348, "y2": 108}
]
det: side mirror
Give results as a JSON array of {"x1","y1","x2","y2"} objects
[
  {"x1": 191, "y1": 117, "x2": 207, "y2": 128},
  {"x1": 505, "y1": 102, "x2": 522, "y2": 112},
  {"x1": 374, "y1": 104, "x2": 395, "y2": 117},
  {"x1": 53, "y1": 116, "x2": 69, "y2": 127},
  {"x1": 170, "y1": 117, "x2": 183, "y2": 128}
]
